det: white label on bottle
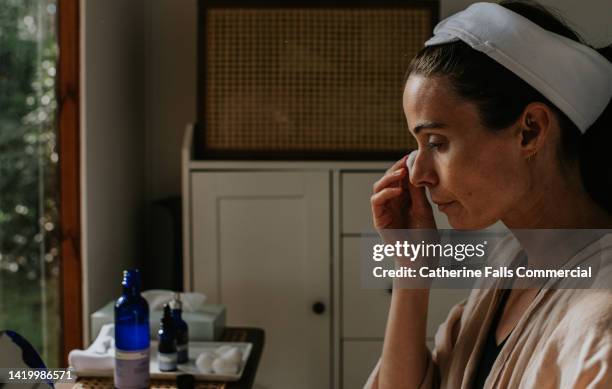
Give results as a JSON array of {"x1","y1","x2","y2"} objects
[
  {"x1": 158, "y1": 352, "x2": 177, "y2": 371},
  {"x1": 114, "y1": 348, "x2": 149, "y2": 389}
]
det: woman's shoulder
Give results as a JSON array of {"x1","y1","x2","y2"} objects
[
  {"x1": 562, "y1": 289, "x2": 612, "y2": 325},
  {"x1": 549, "y1": 234, "x2": 612, "y2": 328}
]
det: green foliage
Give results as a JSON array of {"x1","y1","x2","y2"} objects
[
  {"x1": 0, "y1": 0, "x2": 59, "y2": 279},
  {"x1": 0, "y1": 0, "x2": 60, "y2": 366}
]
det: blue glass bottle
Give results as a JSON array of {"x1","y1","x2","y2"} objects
[
  {"x1": 157, "y1": 304, "x2": 178, "y2": 371},
  {"x1": 170, "y1": 293, "x2": 189, "y2": 364},
  {"x1": 114, "y1": 269, "x2": 150, "y2": 389}
]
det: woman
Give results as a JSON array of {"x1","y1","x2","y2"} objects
[{"x1": 366, "y1": 1, "x2": 612, "y2": 388}]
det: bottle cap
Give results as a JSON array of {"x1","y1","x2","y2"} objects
[
  {"x1": 122, "y1": 269, "x2": 141, "y2": 290},
  {"x1": 176, "y1": 374, "x2": 194, "y2": 389},
  {"x1": 170, "y1": 292, "x2": 183, "y2": 311},
  {"x1": 161, "y1": 304, "x2": 175, "y2": 332}
]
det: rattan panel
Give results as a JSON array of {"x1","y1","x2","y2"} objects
[{"x1": 201, "y1": 7, "x2": 433, "y2": 157}]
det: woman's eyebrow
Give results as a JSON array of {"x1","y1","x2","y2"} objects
[{"x1": 412, "y1": 121, "x2": 447, "y2": 134}]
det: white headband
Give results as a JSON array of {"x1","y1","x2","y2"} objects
[{"x1": 424, "y1": 2, "x2": 612, "y2": 133}]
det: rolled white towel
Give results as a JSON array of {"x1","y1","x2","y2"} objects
[
  {"x1": 68, "y1": 323, "x2": 115, "y2": 371},
  {"x1": 68, "y1": 349, "x2": 114, "y2": 371}
]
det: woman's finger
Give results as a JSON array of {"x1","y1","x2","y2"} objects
[
  {"x1": 373, "y1": 168, "x2": 406, "y2": 193},
  {"x1": 406, "y1": 178, "x2": 431, "y2": 213},
  {"x1": 373, "y1": 212, "x2": 394, "y2": 229},
  {"x1": 371, "y1": 187, "x2": 403, "y2": 209},
  {"x1": 385, "y1": 154, "x2": 409, "y2": 175}
]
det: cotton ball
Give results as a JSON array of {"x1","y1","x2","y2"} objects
[
  {"x1": 195, "y1": 352, "x2": 215, "y2": 373},
  {"x1": 220, "y1": 347, "x2": 242, "y2": 364},
  {"x1": 212, "y1": 357, "x2": 239, "y2": 375}
]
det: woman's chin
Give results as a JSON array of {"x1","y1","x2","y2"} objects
[{"x1": 447, "y1": 212, "x2": 496, "y2": 231}]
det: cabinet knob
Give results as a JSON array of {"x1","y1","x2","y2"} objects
[
  {"x1": 387, "y1": 288, "x2": 393, "y2": 295},
  {"x1": 312, "y1": 301, "x2": 326, "y2": 315}
]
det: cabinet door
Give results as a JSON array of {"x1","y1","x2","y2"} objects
[{"x1": 191, "y1": 171, "x2": 330, "y2": 389}]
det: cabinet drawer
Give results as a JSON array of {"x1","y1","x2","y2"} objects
[
  {"x1": 342, "y1": 237, "x2": 470, "y2": 338},
  {"x1": 342, "y1": 237, "x2": 391, "y2": 338},
  {"x1": 341, "y1": 172, "x2": 383, "y2": 234},
  {"x1": 342, "y1": 340, "x2": 383, "y2": 389},
  {"x1": 342, "y1": 339, "x2": 435, "y2": 389}
]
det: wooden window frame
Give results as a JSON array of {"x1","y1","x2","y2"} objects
[{"x1": 57, "y1": 0, "x2": 83, "y2": 366}]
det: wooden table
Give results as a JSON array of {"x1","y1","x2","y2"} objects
[{"x1": 73, "y1": 327, "x2": 265, "y2": 389}]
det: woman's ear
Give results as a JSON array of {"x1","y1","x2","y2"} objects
[{"x1": 518, "y1": 102, "x2": 553, "y2": 158}]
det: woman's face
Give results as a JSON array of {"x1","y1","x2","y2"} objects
[{"x1": 403, "y1": 74, "x2": 529, "y2": 229}]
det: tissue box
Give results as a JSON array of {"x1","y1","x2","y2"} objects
[{"x1": 90, "y1": 301, "x2": 225, "y2": 342}]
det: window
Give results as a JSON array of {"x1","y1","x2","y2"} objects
[{"x1": 0, "y1": 0, "x2": 61, "y2": 366}]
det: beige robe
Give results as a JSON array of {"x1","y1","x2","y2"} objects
[{"x1": 364, "y1": 234, "x2": 612, "y2": 389}]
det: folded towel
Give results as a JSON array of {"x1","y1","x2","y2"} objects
[
  {"x1": 142, "y1": 290, "x2": 207, "y2": 312},
  {"x1": 68, "y1": 323, "x2": 115, "y2": 371}
]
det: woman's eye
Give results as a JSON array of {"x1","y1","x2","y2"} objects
[
  {"x1": 423, "y1": 134, "x2": 446, "y2": 150},
  {"x1": 425, "y1": 136, "x2": 445, "y2": 150}
]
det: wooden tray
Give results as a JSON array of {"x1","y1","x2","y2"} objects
[{"x1": 75, "y1": 341, "x2": 252, "y2": 382}]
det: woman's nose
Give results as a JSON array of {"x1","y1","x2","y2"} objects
[{"x1": 408, "y1": 150, "x2": 438, "y2": 188}]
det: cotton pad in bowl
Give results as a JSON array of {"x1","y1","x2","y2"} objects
[
  {"x1": 212, "y1": 357, "x2": 239, "y2": 375},
  {"x1": 220, "y1": 347, "x2": 242, "y2": 364},
  {"x1": 195, "y1": 351, "x2": 215, "y2": 373}
]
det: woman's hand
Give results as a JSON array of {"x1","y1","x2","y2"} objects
[
  {"x1": 368, "y1": 154, "x2": 436, "y2": 389},
  {"x1": 371, "y1": 154, "x2": 436, "y2": 230}
]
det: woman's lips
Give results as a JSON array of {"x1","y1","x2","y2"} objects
[{"x1": 436, "y1": 201, "x2": 456, "y2": 212}]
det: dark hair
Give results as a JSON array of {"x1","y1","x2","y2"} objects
[{"x1": 407, "y1": 0, "x2": 612, "y2": 213}]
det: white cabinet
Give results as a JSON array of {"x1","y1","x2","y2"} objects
[
  {"x1": 182, "y1": 125, "x2": 469, "y2": 389},
  {"x1": 191, "y1": 171, "x2": 331, "y2": 389}
]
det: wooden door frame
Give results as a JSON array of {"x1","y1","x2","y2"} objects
[{"x1": 57, "y1": 0, "x2": 83, "y2": 365}]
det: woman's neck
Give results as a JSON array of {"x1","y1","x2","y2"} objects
[
  {"x1": 502, "y1": 164, "x2": 611, "y2": 229},
  {"x1": 501, "y1": 164, "x2": 611, "y2": 265}
]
